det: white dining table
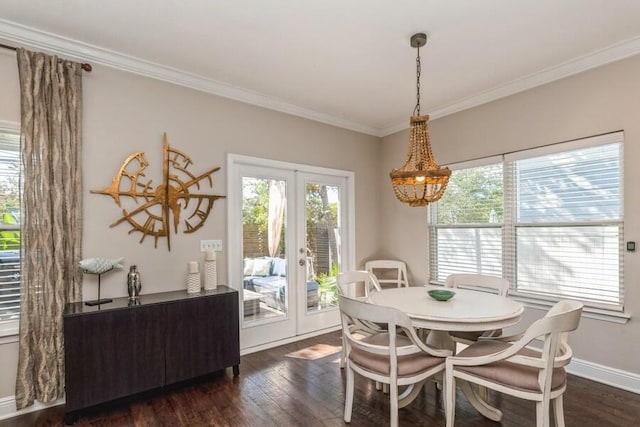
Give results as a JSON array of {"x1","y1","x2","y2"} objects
[
  {"x1": 368, "y1": 285, "x2": 523, "y2": 350},
  {"x1": 367, "y1": 285, "x2": 524, "y2": 420}
]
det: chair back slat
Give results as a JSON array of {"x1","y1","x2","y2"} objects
[
  {"x1": 365, "y1": 260, "x2": 409, "y2": 288},
  {"x1": 445, "y1": 273, "x2": 509, "y2": 296},
  {"x1": 337, "y1": 270, "x2": 381, "y2": 298}
]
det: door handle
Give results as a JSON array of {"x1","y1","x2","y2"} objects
[{"x1": 299, "y1": 258, "x2": 306, "y2": 266}]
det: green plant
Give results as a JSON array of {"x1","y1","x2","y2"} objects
[{"x1": 317, "y1": 263, "x2": 339, "y2": 305}]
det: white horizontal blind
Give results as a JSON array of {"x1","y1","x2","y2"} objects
[
  {"x1": 510, "y1": 138, "x2": 623, "y2": 307},
  {"x1": 0, "y1": 130, "x2": 21, "y2": 324},
  {"x1": 429, "y1": 162, "x2": 503, "y2": 282},
  {"x1": 429, "y1": 132, "x2": 624, "y2": 309}
]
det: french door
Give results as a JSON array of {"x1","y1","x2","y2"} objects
[{"x1": 227, "y1": 154, "x2": 354, "y2": 350}]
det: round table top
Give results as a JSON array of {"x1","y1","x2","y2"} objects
[{"x1": 368, "y1": 285, "x2": 524, "y2": 331}]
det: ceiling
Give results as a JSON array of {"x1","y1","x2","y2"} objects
[{"x1": 1, "y1": 0, "x2": 640, "y2": 137}]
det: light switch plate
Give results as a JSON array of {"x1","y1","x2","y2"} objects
[{"x1": 200, "y1": 239, "x2": 222, "y2": 252}]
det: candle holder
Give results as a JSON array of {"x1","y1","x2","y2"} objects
[
  {"x1": 204, "y1": 250, "x2": 217, "y2": 290},
  {"x1": 187, "y1": 261, "x2": 201, "y2": 294}
]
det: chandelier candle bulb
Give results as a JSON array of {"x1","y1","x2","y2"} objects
[
  {"x1": 187, "y1": 261, "x2": 201, "y2": 293},
  {"x1": 204, "y1": 250, "x2": 218, "y2": 290}
]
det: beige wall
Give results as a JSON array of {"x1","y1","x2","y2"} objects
[
  {"x1": 0, "y1": 51, "x2": 381, "y2": 399},
  {"x1": 382, "y1": 54, "x2": 640, "y2": 374},
  {"x1": 2, "y1": 43, "x2": 639, "y2": 401}
]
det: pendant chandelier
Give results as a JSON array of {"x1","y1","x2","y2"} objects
[{"x1": 390, "y1": 33, "x2": 450, "y2": 207}]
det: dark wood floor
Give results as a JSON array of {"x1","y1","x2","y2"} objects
[{"x1": 1, "y1": 330, "x2": 639, "y2": 426}]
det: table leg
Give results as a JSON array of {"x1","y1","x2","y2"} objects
[
  {"x1": 458, "y1": 380, "x2": 502, "y2": 421},
  {"x1": 397, "y1": 379, "x2": 427, "y2": 408},
  {"x1": 426, "y1": 330, "x2": 456, "y2": 353}
]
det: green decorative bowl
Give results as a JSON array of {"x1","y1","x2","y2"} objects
[{"x1": 428, "y1": 289, "x2": 455, "y2": 301}]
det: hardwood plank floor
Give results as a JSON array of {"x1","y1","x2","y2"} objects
[{"x1": 1, "y1": 331, "x2": 638, "y2": 426}]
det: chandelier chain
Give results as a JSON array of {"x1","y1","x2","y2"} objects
[{"x1": 414, "y1": 45, "x2": 421, "y2": 116}]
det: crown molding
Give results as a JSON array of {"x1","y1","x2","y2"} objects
[
  {"x1": 2, "y1": 19, "x2": 639, "y2": 139},
  {"x1": 381, "y1": 35, "x2": 640, "y2": 137},
  {"x1": 0, "y1": 19, "x2": 383, "y2": 137}
]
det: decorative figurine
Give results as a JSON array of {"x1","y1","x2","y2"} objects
[
  {"x1": 127, "y1": 265, "x2": 142, "y2": 299},
  {"x1": 80, "y1": 257, "x2": 124, "y2": 306}
]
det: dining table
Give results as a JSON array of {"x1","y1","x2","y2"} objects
[{"x1": 367, "y1": 284, "x2": 524, "y2": 421}]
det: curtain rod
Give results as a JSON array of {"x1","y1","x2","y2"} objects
[{"x1": 0, "y1": 43, "x2": 92, "y2": 72}]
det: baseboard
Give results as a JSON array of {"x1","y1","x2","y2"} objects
[
  {"x1": 0, "y1": 395, "x2": 65, "y2": 421},
  {"x1": 568, "y1": 357, "x2": 640, "y2": 394}
]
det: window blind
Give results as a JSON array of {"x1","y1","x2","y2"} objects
[
  {"x1": 508, "y1": 136, "x2": 623, "y2": 308},
  {"x1": 429, "y1": 162, "x2": 504, "y2": 282},
  {"x1": 429, "y1": 131, "x2": 624, "y2": 310},
  {"x1": 0, "y1": 130, "x2": 20, "y2": 324}
]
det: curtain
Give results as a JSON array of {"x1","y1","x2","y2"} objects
[
  {"x1": 267, "y1": 180, "x2": 286, "y2": 257},
  {"x1": 15, "y1": 48, "x2": 83, "y2": 409}
]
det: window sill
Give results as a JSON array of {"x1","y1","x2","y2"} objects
[
  {"x1": 511, "y1": 294, "x2": 630, "y2": 324},
  {"x1": 0, "y1": 320, "x2": 19, "y2": 342}
]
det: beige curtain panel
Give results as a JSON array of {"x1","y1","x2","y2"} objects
[{"x1": 15, "y1": 48, "x2": 84, "y2": 410}]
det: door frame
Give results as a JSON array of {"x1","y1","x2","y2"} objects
[{"x1": 226, "y1": 154, "x2": 355, "y2": 351}]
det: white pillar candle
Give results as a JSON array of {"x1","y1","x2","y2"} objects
[
  {"x1": 204, "y1": 250, "x2": 218, "y2": 291},
  {"x1": 188, "y1": 261, "x2": 199, "y2": 274}
]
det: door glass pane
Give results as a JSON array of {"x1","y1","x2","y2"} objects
[
  {"x1": 242, "y1": 177, "x2": 287, "y2": 324},
  {"x1": 305, "y1": 183, "x2": 340, "y2": 313}
]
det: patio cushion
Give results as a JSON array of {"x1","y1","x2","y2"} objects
[
  {"x1": 271, "y1": 257, "x2": 287, "y2": 276},
  {"x1": 251, "y1": 257, "x2": 272, "y2": 276}
]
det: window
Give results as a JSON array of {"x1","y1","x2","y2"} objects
[
  {"x1": 0, "y1": 129, "x2": 20, "y2": 334},
  {"x1": 429, "y1": 132, "x2": 624, "y2": 310}
]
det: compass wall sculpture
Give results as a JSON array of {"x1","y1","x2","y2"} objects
[{"x1": 91, "y1": 133, "x2": 225, "y2": 251}]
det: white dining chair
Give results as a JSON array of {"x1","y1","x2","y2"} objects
[
  {"x1": 444, "y1": 299, "x2": 583, "y2": 427},
  {"x1": 444, "y1": 273, "x2": 510, "y2": 345},
  {"x1": 336, "y1": 270, "x2": 382, "y2": 299},
  {"x1": 365, "y1": 260, "x2": 409, "y2": 288},
  {"x1": 339, "y1": 294, "x2": 451, "y2": 427},
  {"x1": 336, "y1": 270, "x2": 384, "y2": 369}
]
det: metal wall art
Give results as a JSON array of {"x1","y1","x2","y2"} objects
[{"x1": 91, "y1": 133, "x2": 225, "y2": 251}]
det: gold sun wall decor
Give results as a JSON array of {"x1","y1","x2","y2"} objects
[{"x1": 91, "y1": 133, "x2": 225, "y2": 251}]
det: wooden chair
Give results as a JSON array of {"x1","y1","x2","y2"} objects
[
  {"x1": 339, "y1": 295, "x2": 451, "y2": 427},
  {"x1": 336, "y1": 271, "x2": 383, "y2": 369},
  {"x1": 365, "y1": 260, "x2": 409, "y2": 288},
  {"x1": 336, "y1": 270, "x2": 382, "y2": 299},
  {"x1": 444, "y1": 273, "x2": 510, "y2": 344},
  {"x1": 444, "y1": 299, "x2": 583, "y2": 427}
]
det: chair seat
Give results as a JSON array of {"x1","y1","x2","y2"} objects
[
  {"x1": 349, "y1": 333, "x2": 444, "y2": 377},
  {"x1": 455, "y1": 340, "x2": 567, "y2": 392}
]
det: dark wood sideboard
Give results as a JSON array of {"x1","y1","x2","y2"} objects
[{"x1": 63, "y1": 286, "x2": 240, "y2": 422}]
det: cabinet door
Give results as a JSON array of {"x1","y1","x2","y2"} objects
[
  {"x1": 165, "y1": 293, "x2": 240, "y2": 383},
  {"x1": 64, "y1": 305, "x2": 165, "y2": 412}
]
